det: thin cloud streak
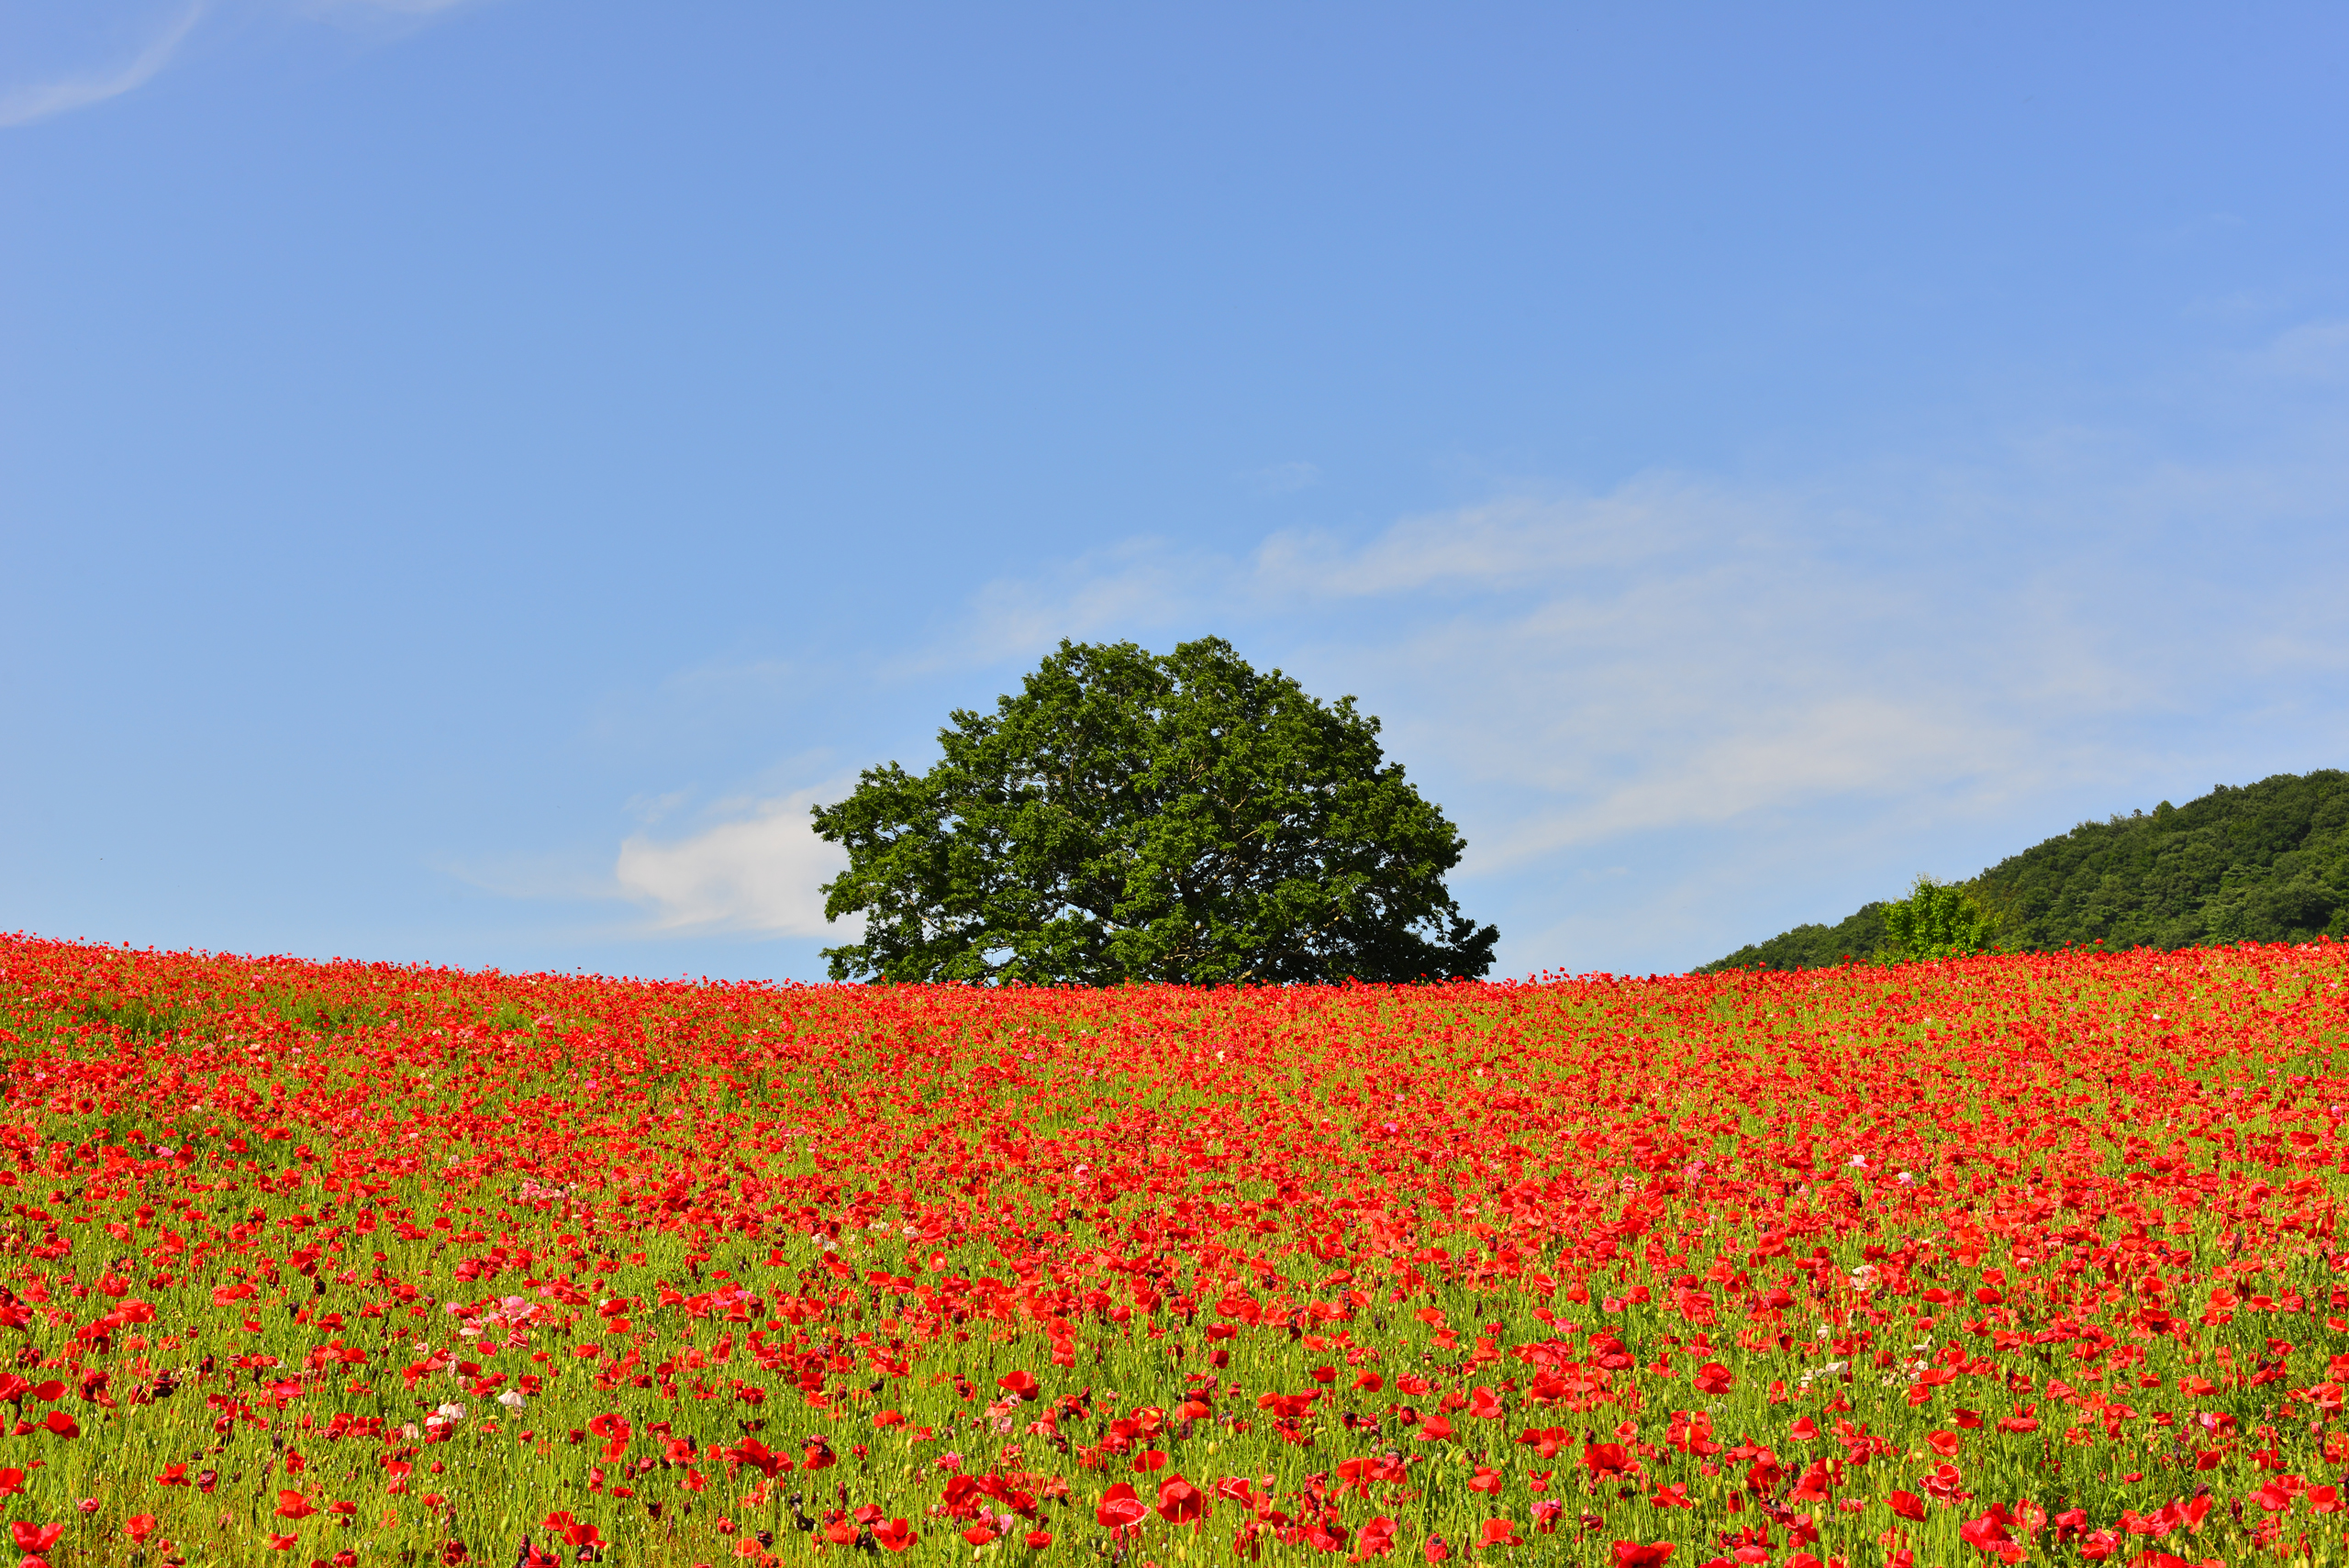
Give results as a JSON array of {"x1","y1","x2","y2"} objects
[
  {"x1": 1, "y1": 0, "x2": 494, "y2": 129},
  {"x1": 0, "y1": 4, "x2": 205, "y2": 128},
  {"x1": 1245, "y1": 461, "x2": 1321, "y2": 495},
  {"x1": 1251, "y1": 478, "x2": 1751, "y2": 598},
  {"x1": 295, "y1": 0, "x2": 490, "y2": 23}
]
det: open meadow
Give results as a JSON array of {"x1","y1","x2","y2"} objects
[{"x1": 0, "y1": 933, "x2": 2345, "y2": 1568}]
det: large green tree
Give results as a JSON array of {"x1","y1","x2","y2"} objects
[{"x1": 810, "y1": 637, "x2": 1497, "y2": 984}]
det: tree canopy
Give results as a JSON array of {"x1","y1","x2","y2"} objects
[
  {"x1": 810, "y1": 637, "x2": 1498, "y2": 984},
  {"x1": 1878, "y1": 875, "x2": 1998, "y2": 962}
]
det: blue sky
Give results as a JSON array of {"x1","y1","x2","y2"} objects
[{"x1": 5, "y1": 3, "x2": 2347, "y2": 982}]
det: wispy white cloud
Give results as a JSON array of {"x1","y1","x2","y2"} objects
[
  {"x1": 0, "y1": 4, "x2": 204, "y2": 129},
  {"x1": 1305, "y1": 505, "x2": 2069, "y2": 879},
  {"x1": 2259, "y1": 318, "x2": 2349, "y2": 383},
  {"x1": 614, "y1": 785, "x2": 857, "y2": 939},
  {"x1": 437, "y1": 848, "x2": 620, "y2": 906},
  {"x1": 919, "y1": 537, "x2": 1235, "y2": 671},
  {"x1": 292, "y1": 0, "x2": 491, "y2": 25},
  {"x1": 0, "y1": 0, "x2": 494, "y2": 129},
  {"x1": 1252, "y1": 480, "x2": 1725, "y2": 598},
  {"x1": 584, "y1": 654, "x2": 821, "y2": 759},
  {"x1": 930, "y1": 474, "x2": 2032, "y2": 870},
  {"x1": 1244, "y1": 461, "x2": 1320, "y2": 496},
  {"x1": 446, "y1": 779, "x2": 859, "y2": 946}
]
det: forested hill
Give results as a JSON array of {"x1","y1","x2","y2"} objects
[{"x1": 1699, "y1": 770, "x2": 2349, "y2": 973}]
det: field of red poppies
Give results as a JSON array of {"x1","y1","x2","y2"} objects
[{"x1": 0, "y1": 933, "x2": 2346, "y2": 1568}]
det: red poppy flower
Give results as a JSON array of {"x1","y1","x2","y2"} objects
[
  {"x1": 1582, "y1": 1442, "x2": 1631, "y2": 1477},
  {"x1": 1215, "y1": 1476, "x2": 1265, "y2": 1513},
  {"x1": 1155, "y1": 1474, "x2": 1208, "y2": 1526},
  {"x1": 1515, "y1": 1427, "x2": 1568, "y2": 1460},
  {"x1": 1097, "y1": 1484, "x2": 1149, "y2": 1537},
  {"x1": 730, "y1": 1438, "x2": 787, "y2": 1477}
]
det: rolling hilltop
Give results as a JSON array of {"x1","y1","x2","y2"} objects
[{"x1": 1701, "y1": 769, "x2": 2349, "y2": 973}]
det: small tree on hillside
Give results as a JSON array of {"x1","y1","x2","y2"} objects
[
  {"x1": 810, "y1": 637, "x2": 1498, "y2": 984},
  {"x1": 1880, "y1": 874, "x2": 1998, "y2": 962}
]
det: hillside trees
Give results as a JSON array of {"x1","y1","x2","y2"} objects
[{"x1": 1701, "y1": 770, "x2": 2349, "y2": 972}]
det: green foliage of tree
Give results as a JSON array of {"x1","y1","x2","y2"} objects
[
  {"x1": 1700, "y1": 770, "x2": 2349, "y2": 972},
  {"x1": 810, "y1": 637, "x2": 1498, "y2": 984},
  {"x1": 1879, "y1": 874, "x2": 1998, "y2": 962}
]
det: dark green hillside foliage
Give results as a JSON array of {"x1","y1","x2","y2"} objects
[
  {"x1": 1975, "y1": 770, "x2": 2349, "y2": 951},
  {"x1": 1700, "y1": 770, "x2": 2349, "y2": 973},
  {"x1": 1703, "y1": 903, "x2": 1887, "y2": 974}
]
